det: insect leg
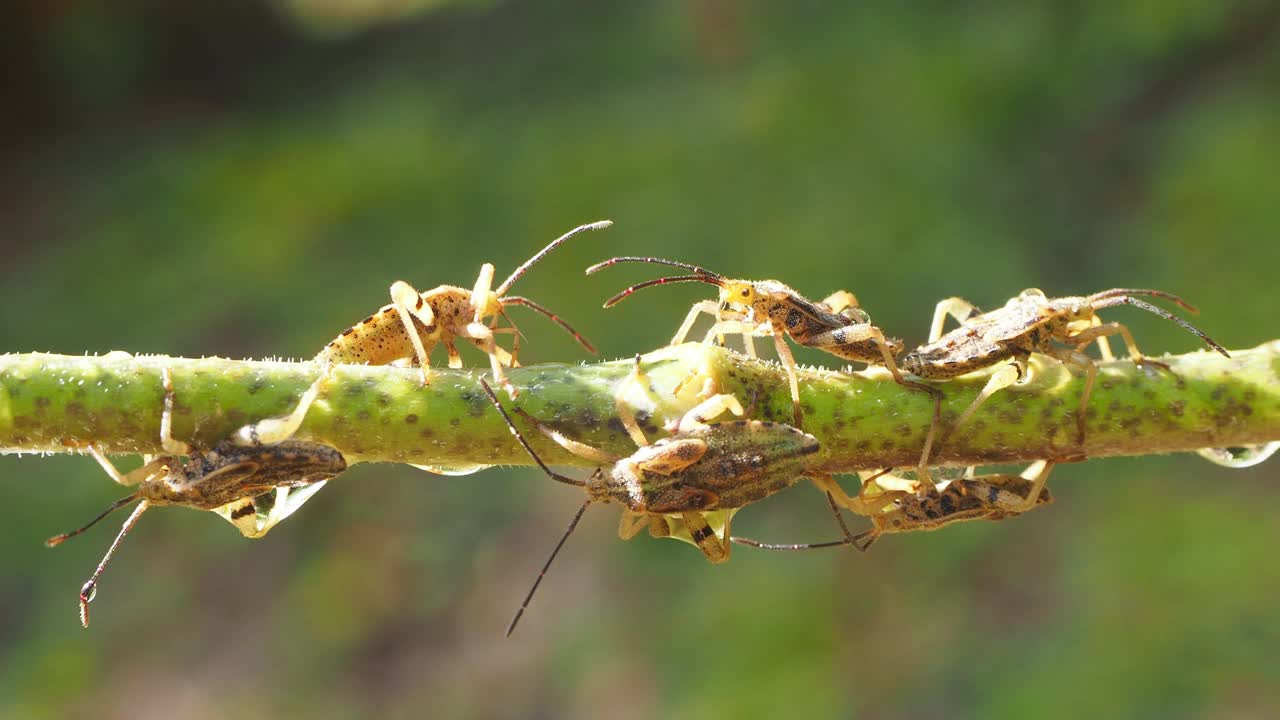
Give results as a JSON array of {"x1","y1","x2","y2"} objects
[
  {"x1": 388, "y1": 281, "x2": 437, "y2": 386},
  {"x1": 674, "y1": 393, "x2": 744, "y2": 434},
  {"x1": 156, "y1": 368, "x2": 190, "y2": 455},
  {"x1": 233, "y1": 364, "x2": 333, "y2": 447},
  {"x1": 672, "y1": 300, "x2": 724, "y2": 346},
  {"x1": 805, "y1": 323, "x2": 941, "y2": 481},
  {"x1": 617, "y1": 510, "x2": 650, "y2": 540},
  {"x1": 950, "y1": 359, "x2": 1025, "y2": 438},
  {"x1": 1076, "y1": 315, "x2": 1116, "y2": 361},
  {"x1": 700, "y1": 319, "x2": 761, "y2": 358},
  {"x1": 867, "y1": 470, "x2": 924, "y2": 495},
  {"x1": 811, "y1": 473, "x2": 904, "y2": 517},
  {"x1": 1068, "y1": 321, "x2": 1170, "y2": 372},
  {"x1": 768, "y1": 326, "x2": 803, "y2": 426},
  {"x1": 1015, "y1": 460, "x2": 1055, "y2": 513},
  {"x1": 1041, "y1": 345, "x2": 1098, "y2": 446},
  {"x1": 645, "y1": 515, "x2": 672, "y2": 538},
  {"x1": 85, "y1": 445, "x2": 167, "y2": 487},
  {"x1": 511, "y1": 406, "x2": 622, "y2": 465},
  {"x1": 819, "y1": 290, "x2": 866, "y2": 320},
  {"x1": 822, "y1": 490, "x2": 861, "y2": 545},
  {"x1": 928, "y1": 297, "x2": 982, "y2": 342},
  {"x1": 465, "y1": 319, "x2": 517, "y2": 398},
  {"x1": 469, "y1": 262, "x2": 497, "y2": 324},
  {"x1": 492, "y1": 310, "x2": 523, "y2": 367},
  {"x1": 444, "y1": 340, "x2": 463, "y2": 369},
  {"x1": 614, "y1": 355, "x2": 654, "y2": 447},
  {"x1": 682, "y1": 511, "x2": 730, "y2": 564}
]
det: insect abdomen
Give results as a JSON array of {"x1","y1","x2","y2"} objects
[{"x1": 318, "y1": 304, "x2": 422, "y2": 365}]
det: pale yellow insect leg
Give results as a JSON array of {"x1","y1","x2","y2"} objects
[
  {"x1": 389, "y1": 280, "x2": 437, "y2": 386},
  {"x1": 928, "y1": 297, "x2": 981, "y2": 343}
]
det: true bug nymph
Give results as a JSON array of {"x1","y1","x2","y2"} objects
[
  {"x1": 901, "y1": 288, "x2": 1230, "y2": 444},
  {"x1": 45, "y1": 369, "x2": 347, "y2": 627},
  {"x1": 480, "y1": 357, "x2": 828, "y2": 634},
  {"x1": 239, "y1": 220, "x2": 611, "y2": 449},
  {"x1": 586, "y1": 255, "x2": 942, "y2": 480},
  {"x1": 733, "y1": 461, "x2": 1056, "y2": 552}
]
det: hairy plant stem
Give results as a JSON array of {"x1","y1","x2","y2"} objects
[{"x1": 1, "y1": 342, "x2": 1277, "y2": 473}]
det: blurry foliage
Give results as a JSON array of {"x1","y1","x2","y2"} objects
[{"x1": 2, "y1": 1, "x2": 1279, "y2": 718}]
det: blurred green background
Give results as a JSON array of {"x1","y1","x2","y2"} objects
[{"x1": 3, "y1": 1, "x2": 1279, "y2": 718}]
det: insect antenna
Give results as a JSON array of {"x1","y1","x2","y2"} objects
[
  {"x1": 496, "y1": 220, "x2": 613, "y2": 296},
  {"x1": 45, "y1": 497, "x2": 152, "y2": 628},
  {"x1": 506, "y1": 499, "x2": 589, "y2": 637},
  {"x1": 600, "y1": 275, "x2": 724, "y2": 308},
  {"x1": 478, "y1": 379, "x2": 585, "y2": 488},
  {"x1": 729, "y1": 533, "x2": 865, "y2": 551},
  {"x1": 824, "y1": 491, "x2": 859, "y2": 545},
  {"x1": 499, "y1": 296, "x2": 597, "y2": 354},
  {"x1": 1090, "y1": 296, "x2": 1230, "y2": 358},
  {"x1": 585, "y1": 256, "x2": 725, "y2": 280},
  {"x1": 731, "y1": 492, "x2": 877, "y2": 552},
  {"x1": 44, "y1": 492, "x2": 142, "y2": 548},
  {"x1": 1087, "y1": 288, "x2": 1200, "y2": 313}
]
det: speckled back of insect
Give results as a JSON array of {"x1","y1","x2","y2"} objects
[
  {"x1": 868, "y1": 471, "x2": 1054, "y2": 537},
  {"x1": 904, "y1": 289, "x2": 1080, "y2": 379},
  {"x1": 132, "y1": 440, "x2": 344, "y2": 510},
  {"x1": 45, "y1": 367, "x2": 350, "y2": 628},
  {"x1": 317, "y1": 284, "x2": 482, "y2": 367},
  {"x1": 595, "y1": 417, "x2": 821, "y2": 514}
]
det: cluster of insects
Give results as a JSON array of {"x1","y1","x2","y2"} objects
[{"x1": 48, "y1": 220, "x2": 1232, "y2": 632}]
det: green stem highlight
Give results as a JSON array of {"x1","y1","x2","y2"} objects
[{"x1": 1, "y1": 342, "x2": 1277, "y2": 472}]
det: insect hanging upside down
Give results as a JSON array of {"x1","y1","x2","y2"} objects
[
  {"x1": 239, "y1": 220, "x2": 611, "y2": 450},
  {"x1": 733, "y1": 461, "x2": 1057, "y2": 553},
  {"x1": 900, "y1": 288, "x2": 1231, "y2": 446},
  {"x1": 45, "y1": 369, "x2": 348, "y2": 628},
  {"x1": 479, "y1": 354, "x2": 848, "y2": 635},
  {"x1": 585, "y1": 256, "x2": 942, "y2": 479}
]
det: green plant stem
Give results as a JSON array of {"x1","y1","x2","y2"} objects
[{"x1": 1, "y1": 342, "x2": 1277, "y2": 473}]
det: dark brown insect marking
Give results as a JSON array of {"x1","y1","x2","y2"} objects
[{"x1": 689, "y1": 524, "x2": 715, "y2": 543}]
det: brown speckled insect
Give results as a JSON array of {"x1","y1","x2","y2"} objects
[
  {"x1": 238, "y1": 220, "x2": 610, "y2": 450},
  {"x1": 480, "y1": 357, "x2": 831, "y2": 634},
  {"x1": 585, "y1": 256, "x2": 941, "y2": 476},
  {"x1": 900, "y1": 288, "x2": 1230, "y2": 444},
  {"x1": 45, "y1": 369, "x2": 347, "y2": 628},
  {"x1": 733, "y1": 461, "x2": 1056, "y2": 552}
]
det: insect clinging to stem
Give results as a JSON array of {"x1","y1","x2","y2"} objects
[
  {"x1": 733, "y1": 460, "x2": 1056, "y2": 553},
  {"x1": 585, "y1": 255, "x2": 942, "y2": 480},
  {"x1": 45, "y1": 368, "x2": 348, "y2": 628},
  {"x1": 900, "y1": 287, "x2": 1230, "y2": 445},
  {"x1": 238, "y1": 220, "x2": 611, "y2": 450},
  {"x1": 479, "y1": 355, "x2": 830, "y2": 635}
]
